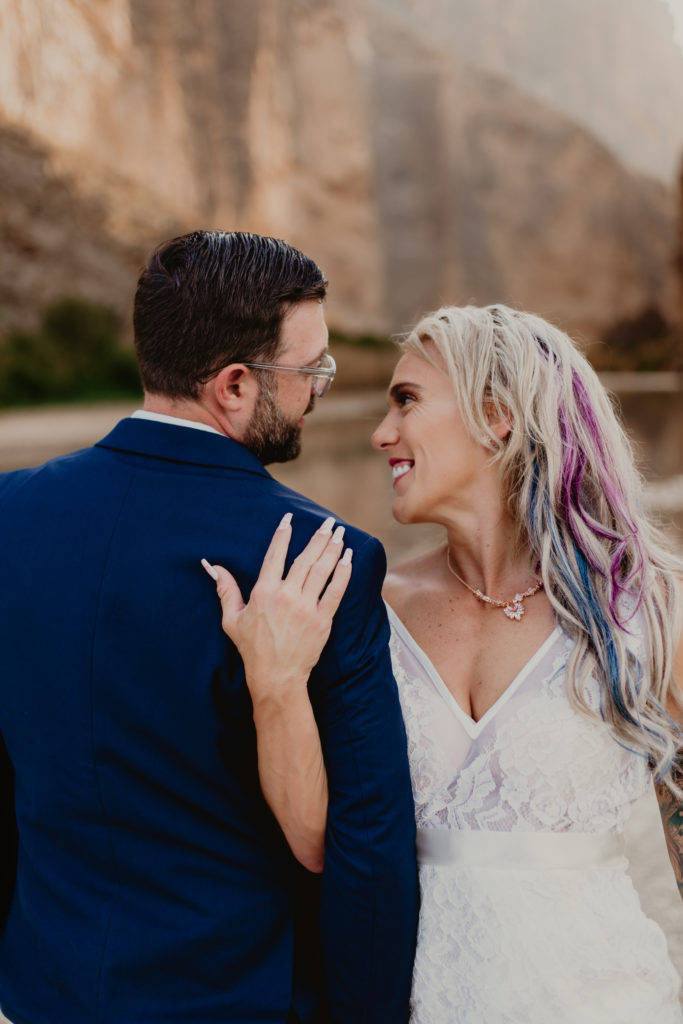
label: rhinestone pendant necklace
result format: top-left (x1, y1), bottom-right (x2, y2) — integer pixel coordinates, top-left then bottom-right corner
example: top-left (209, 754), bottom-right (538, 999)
top-left (445, 548), bottom-right (543, 622)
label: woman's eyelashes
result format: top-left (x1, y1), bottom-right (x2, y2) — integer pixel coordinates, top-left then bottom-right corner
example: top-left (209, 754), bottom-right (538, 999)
top-left (394, 388), bottom-right (418, 409)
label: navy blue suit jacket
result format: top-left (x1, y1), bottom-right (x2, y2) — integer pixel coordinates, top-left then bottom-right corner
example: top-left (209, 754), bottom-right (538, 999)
top-left (0, 418), bottom-right (418, 1024)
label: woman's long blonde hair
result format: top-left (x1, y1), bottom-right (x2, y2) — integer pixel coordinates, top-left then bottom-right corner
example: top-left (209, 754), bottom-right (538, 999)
top-left (401, 304), bottom-right (682, 787)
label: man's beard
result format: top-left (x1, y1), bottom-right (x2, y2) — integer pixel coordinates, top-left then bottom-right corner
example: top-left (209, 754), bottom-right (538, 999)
top-left (242, 375), bottom-right (314, 465)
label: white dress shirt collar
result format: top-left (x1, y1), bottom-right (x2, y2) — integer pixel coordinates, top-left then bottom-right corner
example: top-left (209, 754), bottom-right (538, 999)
top-left (131, 410), bottom-right (223, 436)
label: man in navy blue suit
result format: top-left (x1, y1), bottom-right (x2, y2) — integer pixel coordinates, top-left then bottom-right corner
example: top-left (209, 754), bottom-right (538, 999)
top-left (0, 231), bottom-right (418, 1023)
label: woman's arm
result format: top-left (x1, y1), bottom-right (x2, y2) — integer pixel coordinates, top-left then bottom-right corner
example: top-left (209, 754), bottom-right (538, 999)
top-left (654, 579), bottom-right (683, 899)
top-left (202, 513), bottom-right (352, 873)
top-left (655, 768), bottom-right (683, 900)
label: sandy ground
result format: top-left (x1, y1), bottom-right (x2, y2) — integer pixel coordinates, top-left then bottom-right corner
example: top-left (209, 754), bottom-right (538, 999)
top-left (0, 397), bottom-right (681, 1016)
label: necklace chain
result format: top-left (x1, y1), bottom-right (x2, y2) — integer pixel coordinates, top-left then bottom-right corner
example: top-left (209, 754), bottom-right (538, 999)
top-left (445, 548), bottom-right (543, 622)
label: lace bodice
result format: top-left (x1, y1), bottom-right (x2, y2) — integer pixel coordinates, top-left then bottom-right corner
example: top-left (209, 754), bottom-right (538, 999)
top-left (387, 606), bottom-right (652, 834)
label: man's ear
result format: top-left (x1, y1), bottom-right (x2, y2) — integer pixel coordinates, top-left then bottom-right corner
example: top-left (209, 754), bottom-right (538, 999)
top-left (210, 364), bottom-right (257, 412)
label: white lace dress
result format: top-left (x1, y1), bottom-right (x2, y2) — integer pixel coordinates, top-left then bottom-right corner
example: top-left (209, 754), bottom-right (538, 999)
top-left (386, 605), bottom-right (683, 1024)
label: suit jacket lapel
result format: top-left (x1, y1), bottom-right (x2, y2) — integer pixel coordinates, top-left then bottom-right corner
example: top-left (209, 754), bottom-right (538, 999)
top-left (95, 417), bottom-right (272, 478)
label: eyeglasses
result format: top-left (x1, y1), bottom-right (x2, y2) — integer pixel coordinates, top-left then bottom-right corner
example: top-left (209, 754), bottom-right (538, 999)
top-left (242, 352), bottom-right (336, 397)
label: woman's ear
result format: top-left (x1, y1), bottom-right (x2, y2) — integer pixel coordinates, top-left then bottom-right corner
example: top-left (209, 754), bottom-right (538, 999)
top-left (484, 402), bottom-right (513, 441)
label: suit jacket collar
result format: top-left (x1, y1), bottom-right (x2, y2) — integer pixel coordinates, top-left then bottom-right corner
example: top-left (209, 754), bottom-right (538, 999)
top-left (95, 417), bottom-right (272, 478)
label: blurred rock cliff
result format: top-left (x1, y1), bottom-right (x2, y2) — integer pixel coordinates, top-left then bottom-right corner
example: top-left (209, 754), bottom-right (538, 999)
top-left (1, 0), bottom-right (681, 349)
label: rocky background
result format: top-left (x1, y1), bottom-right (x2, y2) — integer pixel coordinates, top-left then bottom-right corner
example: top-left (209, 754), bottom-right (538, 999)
top-left (1, 0), bottom-right (682, 357)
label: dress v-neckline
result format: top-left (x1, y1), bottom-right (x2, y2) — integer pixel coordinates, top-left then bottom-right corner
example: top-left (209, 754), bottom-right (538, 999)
top-left (385, 601), bottom-right (563, 738)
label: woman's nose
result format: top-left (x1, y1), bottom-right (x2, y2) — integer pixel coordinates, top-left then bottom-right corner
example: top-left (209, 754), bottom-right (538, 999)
top-left (371, 413), bottom-right (398, 451)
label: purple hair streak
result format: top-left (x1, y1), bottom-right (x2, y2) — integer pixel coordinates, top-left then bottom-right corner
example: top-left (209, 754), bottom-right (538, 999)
top-left (557, 371), bottom-right (645, 627)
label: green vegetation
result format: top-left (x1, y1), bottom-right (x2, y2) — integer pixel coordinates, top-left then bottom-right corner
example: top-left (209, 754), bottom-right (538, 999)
top-left (0, 298), bottom-right (141, 406)
top-left (328, 330), bottom-right (393, 350)
top-left (597, 305), bottom-right (682, 373)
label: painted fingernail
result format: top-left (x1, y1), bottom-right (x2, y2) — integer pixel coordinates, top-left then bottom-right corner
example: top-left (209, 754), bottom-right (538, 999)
top-left (341, 548), bottom-right (353, 564)
top-left (319, 516), bottom-right (335, 535)
top-left (201, 558), bottom-right (219, 581)
top-left (332, 525), bottom-right (345, 544)
top-left (277, 512), bottom-right (293, 530)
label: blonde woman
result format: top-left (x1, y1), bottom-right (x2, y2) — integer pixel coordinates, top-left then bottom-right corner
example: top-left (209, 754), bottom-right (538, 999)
top-left (206, 305), bottom-right (683, 1022)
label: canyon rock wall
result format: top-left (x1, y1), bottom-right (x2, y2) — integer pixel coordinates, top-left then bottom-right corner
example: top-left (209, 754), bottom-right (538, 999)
top-left (678, 158), bottom-right (683, 328)
top-left (0, 0), bottom-right (677, 349)
top-left (373, 0), bottom-right (683, 184)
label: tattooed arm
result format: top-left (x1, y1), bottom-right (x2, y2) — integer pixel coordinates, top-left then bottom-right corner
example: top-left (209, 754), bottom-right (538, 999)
top-left (655, 767), bottom-right (683, 900)
top-left (655, 582), bottom-right (683, 899)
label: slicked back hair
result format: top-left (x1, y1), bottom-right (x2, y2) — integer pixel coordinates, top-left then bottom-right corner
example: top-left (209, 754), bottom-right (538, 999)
top-left (133, 230), bottom-right (327, 399)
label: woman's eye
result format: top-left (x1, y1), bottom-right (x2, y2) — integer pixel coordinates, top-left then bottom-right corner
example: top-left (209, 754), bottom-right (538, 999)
top-left (395, 390), bottom-right (416, 407)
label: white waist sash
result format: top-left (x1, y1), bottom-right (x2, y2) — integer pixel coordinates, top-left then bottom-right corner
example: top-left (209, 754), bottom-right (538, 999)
top-left (416, 828), bottom-right (626, 870)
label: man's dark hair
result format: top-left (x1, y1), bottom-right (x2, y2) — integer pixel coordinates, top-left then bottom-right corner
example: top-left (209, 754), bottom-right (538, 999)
top-left (133, 230), bottom-right (327, 399)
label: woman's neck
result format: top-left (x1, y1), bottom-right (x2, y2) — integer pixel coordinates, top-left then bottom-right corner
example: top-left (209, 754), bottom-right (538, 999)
top-left (443, 510), bottom-right (534, 598)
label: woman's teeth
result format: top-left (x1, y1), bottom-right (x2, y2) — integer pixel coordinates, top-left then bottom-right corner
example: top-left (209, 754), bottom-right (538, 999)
top-left (392, 461), bottom-right (413, 481)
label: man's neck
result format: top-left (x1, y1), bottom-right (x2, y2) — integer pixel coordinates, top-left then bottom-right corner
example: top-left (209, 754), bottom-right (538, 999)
top-left (143, 393), bottom-right (230, 437)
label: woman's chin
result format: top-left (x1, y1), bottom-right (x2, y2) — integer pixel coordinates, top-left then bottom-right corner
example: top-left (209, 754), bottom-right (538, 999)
top-left (391, 498), bottom-right (423, 526)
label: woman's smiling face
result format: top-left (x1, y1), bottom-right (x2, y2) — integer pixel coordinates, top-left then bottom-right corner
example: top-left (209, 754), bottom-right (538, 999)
top-left (371, 349), bottom-right (497, 526)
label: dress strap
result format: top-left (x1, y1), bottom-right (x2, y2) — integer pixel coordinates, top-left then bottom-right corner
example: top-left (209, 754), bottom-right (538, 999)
top-left (416, 828), bottom-right (626, 870)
